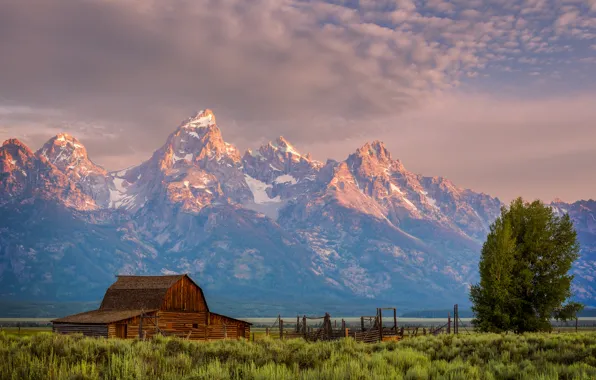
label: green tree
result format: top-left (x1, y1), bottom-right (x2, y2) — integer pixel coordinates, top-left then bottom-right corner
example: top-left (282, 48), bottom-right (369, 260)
top-left (553, 302), bottom-right (584, 331)
top-left (470, 198), bottom-right (581, 333)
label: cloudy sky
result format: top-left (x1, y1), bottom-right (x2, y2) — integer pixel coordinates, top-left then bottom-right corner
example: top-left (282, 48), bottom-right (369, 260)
top-left (1, 0), bottom-right (595, 202)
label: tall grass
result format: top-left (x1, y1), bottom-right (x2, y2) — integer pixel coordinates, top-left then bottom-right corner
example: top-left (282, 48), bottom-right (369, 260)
top-left (1, 332), bottom-right (595, 379)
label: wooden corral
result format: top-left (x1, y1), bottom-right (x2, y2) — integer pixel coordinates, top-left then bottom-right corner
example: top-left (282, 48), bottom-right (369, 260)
top-left (276, 308), bottom-right (402, 343)
top-left (52, 274), bottom-right (251, 341)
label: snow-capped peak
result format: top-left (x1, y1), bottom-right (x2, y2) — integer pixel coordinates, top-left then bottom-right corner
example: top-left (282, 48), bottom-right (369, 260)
top-left (36, 134), bottom-right (108, 182)
top-left (180, 109), bottom-right (217, 129)
top-left (48, 133), bottom-right (85, 150)
top-left (38, 133), bottom-right (88, 163)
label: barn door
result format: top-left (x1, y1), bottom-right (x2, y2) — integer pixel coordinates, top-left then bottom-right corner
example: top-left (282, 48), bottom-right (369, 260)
top-left (238, 325), bottom-right (245, 340)
top-left (116, 324), bottom-right (127, 338)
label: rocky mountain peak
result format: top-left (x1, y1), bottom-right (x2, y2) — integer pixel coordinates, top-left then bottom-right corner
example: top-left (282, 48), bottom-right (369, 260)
top-left (355, 140), bottom-right (392, 162)
top-left (1, 138), bottom-right (34, 164)
top-left (40, 133), bottom-right (84, 155)
top-left (266, 136), bottom-right (304, 159)
top-left (347, 141), bottom-right (396, 181)
top-left (158, 110), bottom-right (243, 170)
top-left (180, 109), bottom-right (217, 129)
top-left (2, 138), bottom-right (31, 150)
top-left (37, 134), bottom-right (106, 175)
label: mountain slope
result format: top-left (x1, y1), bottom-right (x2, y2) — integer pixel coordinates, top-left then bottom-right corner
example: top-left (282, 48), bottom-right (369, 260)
top-left (1, 110), bottom-right (594, 313)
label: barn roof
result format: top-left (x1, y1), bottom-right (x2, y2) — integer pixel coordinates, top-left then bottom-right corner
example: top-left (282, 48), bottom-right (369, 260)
top-left (51, 309), bottom-right (157, 324)
top-left (211, 312), bottom-right (253, 326)
top-left (99, 274), bottom-right (208, 311)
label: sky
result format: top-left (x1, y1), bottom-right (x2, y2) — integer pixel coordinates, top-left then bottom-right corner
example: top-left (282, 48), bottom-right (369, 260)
top-left (1, 0), bottom-right (595, 203)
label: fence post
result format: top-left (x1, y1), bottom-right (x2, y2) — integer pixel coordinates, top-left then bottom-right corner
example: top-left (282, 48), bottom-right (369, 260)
top-left (393, 309), bottom-right (397, 331)
top-left (378, 309), bottom-right (383, 341)
top-left (280, 319), bottom-right (284, 340)
top-left (266, 327), bottom-right (269, 336)
top-left (345, 328), bottom-right (349, 338)
top-left (302, 316), bottom-right (306, 335)
top-left (361, 316), bottom-right (365, 332)
top-left (448, 312), bottom-right (451, 334)
top-left (454, 304), bottom-right (459, 335)
top-left (341, 319), bottom-right (346, 332)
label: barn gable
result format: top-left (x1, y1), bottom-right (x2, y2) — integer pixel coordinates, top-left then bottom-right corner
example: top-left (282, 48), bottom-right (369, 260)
top-left (161, 274), bottom-right (209, 312)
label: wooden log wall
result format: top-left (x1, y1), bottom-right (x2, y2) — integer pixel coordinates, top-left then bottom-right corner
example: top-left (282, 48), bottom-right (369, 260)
top-left (99, 311), bottom-right (250, 341)
top-left (208, 324), bottom-right (237, 340)
top-left (127, 311), bottom-right (209, 339)
top-left (122, 312), bottom-right (162, 339)
top-left (108, 324), bottom-right (116, 338)
top-left (53, 323), bottom-right (108, 338)
top-left (208, 313), bottom-right (249, 340)
top-left (114, 311), bottom-right (249, 341)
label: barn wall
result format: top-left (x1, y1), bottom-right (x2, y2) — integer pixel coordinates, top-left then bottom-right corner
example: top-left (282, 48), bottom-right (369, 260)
top-left (161, 276), bottom-right (208, 312)
top-left (154, 311), bottom-right (209, 340)
top-left (121, 311), bottom-right (249, 341)
top-left (53, 323), bottom-right (108, 338)
top-left (108, 324), bottom-right (116, 338)
top-left (117, 312), bottom-right (160, 339)
top-left (208, 324), bottom-right (237, 340)
top-left (84, 311), bottom-right (250, 341)
top-left (209, 313), bottom-right (250, 340)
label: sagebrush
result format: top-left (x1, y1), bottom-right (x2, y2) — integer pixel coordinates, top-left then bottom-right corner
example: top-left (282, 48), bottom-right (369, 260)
top-left (2, 332), bottom-right (596, 379)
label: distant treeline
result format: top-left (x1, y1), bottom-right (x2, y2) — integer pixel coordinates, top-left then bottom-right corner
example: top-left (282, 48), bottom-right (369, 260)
top-left (1, 300), bottom-right (595, 319)
top-left (400, 309), bottom-right (475, 318)
top-left (400, 308), bottom-right (596, 318)
top-left (0, 301), bottom-right (99, 318)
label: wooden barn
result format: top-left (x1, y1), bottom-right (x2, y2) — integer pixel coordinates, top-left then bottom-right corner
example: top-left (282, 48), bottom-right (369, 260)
top-left (51, 274), bottom-right (251, 340)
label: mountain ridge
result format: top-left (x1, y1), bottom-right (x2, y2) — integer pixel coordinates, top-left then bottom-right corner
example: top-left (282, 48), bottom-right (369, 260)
top-left (1, 110), bottom-right (594, 313)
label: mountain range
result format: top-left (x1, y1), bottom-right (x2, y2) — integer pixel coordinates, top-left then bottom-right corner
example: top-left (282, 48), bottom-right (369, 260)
top-left (1, 110), bottom-right (594, 316)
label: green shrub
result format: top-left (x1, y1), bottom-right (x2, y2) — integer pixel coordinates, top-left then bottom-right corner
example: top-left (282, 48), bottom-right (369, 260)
top-left (1, 331), bottom-right (595, 379)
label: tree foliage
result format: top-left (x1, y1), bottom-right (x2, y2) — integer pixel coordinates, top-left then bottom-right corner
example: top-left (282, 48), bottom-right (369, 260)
top-left (553, 302), bottom-right (584, 322)
top-left (470, 198), bottom-right (581, 333)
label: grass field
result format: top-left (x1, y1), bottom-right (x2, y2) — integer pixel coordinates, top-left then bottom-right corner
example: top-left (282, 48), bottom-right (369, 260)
top-left (2, 331), bottom-right (596, 379)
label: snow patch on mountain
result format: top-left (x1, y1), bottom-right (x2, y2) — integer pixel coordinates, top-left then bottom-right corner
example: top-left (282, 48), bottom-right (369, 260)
top-left (390, 183), bottom-right (403, 194)
top-left (172, 153), bottom-right (193, 164)
top-left (274, 174), bottom-right (297, 185)
top-left (403, 197), bottom-right (418, 210)
top-left (108, 177), bottom-right (128, 208)
top-left (244, 174), bottom-right (281, 204)
top-left (426, 196), bottom-right (439, 209)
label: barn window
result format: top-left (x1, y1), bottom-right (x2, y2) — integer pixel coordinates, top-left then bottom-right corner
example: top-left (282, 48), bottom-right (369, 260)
top-left (193, 323), bottom-right (198, 329)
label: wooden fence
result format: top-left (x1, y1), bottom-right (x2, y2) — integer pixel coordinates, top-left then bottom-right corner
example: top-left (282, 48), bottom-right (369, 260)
top-left (274, 305), bottom-right (465, 344)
